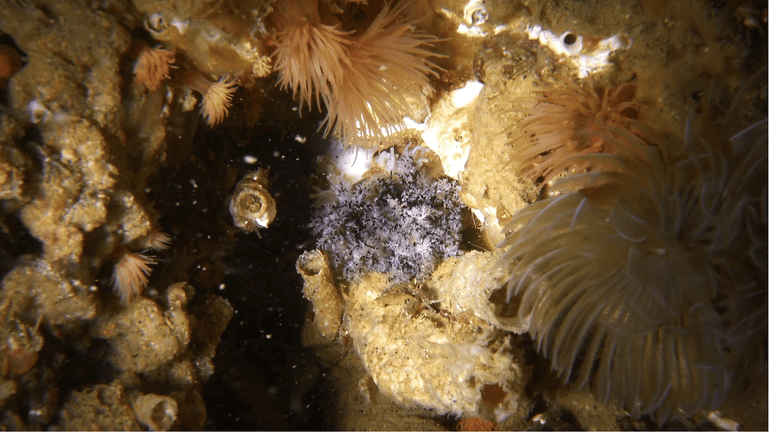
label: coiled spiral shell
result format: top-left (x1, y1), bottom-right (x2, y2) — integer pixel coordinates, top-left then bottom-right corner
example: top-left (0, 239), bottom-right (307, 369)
top-left (228, 170), bottom-right (276, 231)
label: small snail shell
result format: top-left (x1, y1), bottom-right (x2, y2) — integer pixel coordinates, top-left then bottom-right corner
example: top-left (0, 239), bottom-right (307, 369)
top-left (228, 170), bottom-right (276, 231)
top-left (144, 13), bottom-right (189, 40)
top-left (144, 13), bottom-right (169, 37)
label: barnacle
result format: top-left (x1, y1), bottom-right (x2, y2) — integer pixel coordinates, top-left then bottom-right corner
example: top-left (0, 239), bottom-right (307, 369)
top-left (511, 80), bottom-right (646, 189)
top-left (497, 116), bottom-right (767, 420)
top-left (133, 46), bottom-right (176, 91)
top-left (112, 249), bottom-right (156, 305)
top-left (228, 169), bottom-right (277, 232)
top-left (271, 0), bottom-right (442, 143)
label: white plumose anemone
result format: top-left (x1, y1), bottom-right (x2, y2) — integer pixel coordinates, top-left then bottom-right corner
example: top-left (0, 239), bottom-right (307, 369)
top-left (498, 118), bottom-right (767, 421)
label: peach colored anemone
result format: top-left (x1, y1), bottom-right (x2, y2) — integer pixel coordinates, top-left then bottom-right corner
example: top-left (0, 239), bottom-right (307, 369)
top-left (272, 0), bottom-right (352, 115)
top-left (145, 230), bottom-right (171, 251)
top-left (322, 1), bottom-right (441, 141)
top-left (200, 75), bottom-right (237, 126)
top-left (512, 81), bottom-right (645, 188)
top-left (133, 46), bottom-right (176, 91)
top-left (271, 0), bottom-right (441, 143)
top-left (179, 70), bottom-right (238, 126)
top-left (112, 250), bottom-right (155, 305)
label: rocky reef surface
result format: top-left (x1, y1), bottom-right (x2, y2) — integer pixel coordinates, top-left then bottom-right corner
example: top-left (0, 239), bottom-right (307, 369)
top-left (0, 0), bottom-right (766, 430)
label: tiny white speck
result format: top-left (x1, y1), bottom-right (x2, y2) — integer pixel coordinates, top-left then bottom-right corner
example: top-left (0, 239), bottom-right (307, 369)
top-left (295, 135), bottom-right (306, 143)
top-left (244, 155), bottom-right (258, 164)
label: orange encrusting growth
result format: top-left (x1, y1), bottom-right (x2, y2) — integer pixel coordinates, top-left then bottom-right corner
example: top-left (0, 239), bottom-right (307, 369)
top-left (456, 417), bottom-right (496, 431)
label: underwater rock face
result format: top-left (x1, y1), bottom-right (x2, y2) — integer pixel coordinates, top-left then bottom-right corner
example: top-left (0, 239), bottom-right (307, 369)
top-left (57, 382), bottom-right (141, 431)
top-left (297, 252), bottom-right (528, 423)
top-left (344, 273), bottom-right (526, 422)
top-left (0, 0), bottom-right (765, 430)
top-left (92, 290), bottom-right (191, 374)
top-left (0, 0), bottom-right (244, 428)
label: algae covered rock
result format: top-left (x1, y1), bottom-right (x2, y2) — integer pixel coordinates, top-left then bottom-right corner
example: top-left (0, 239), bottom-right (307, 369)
top-left (58, 382), bottom-right (141, 431)
top-left (92, 293), bottom-right (191, 374)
